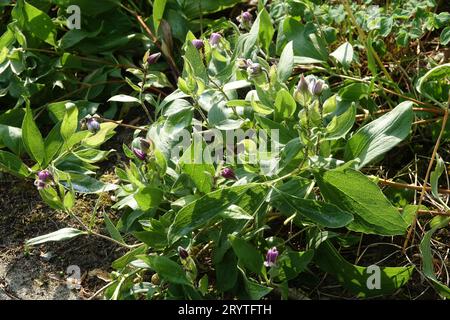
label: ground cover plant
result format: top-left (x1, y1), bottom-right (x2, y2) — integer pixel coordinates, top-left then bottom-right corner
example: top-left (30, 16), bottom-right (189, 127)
top-left (0, 0), bottom-right (449, 300)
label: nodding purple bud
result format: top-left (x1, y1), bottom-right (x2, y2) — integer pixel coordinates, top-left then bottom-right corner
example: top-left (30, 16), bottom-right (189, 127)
top-left (37, 170), bottom-right (52, 182)
top-left (247, 62), bottom-right (262, 77)
top-left (191, 39), bottom-right (204, 50)
top-left (139, 138), bottom-right (152, 154)
top-left (132, 148), bottom-right (146, 161)
top-left (178, 246), bottom-right (189, 260)
top-left (209, 33), bottom-right (222, 46)
top-left (86, 118), bottom-right (100, 134)
top-left (310, 79), bottom-right (326, 96)
top-left (242, 11), bottom-right (253, 22)
top-left (34, 179), bottom-right (47, 190)
top-left (236, 58), bottom-right (249, 69)
top-left (264, 247), bottom-right (279, 267)
top-left (221, 168), bottom-right (236, 180)
top-left (147, 52), bottom-right (161, 65)
top-left (297, 74), bottom-right (309, 94)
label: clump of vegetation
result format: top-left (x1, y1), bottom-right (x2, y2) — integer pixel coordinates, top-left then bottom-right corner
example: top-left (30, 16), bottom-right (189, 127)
top-left (0, 0), bottom-right (449, 300)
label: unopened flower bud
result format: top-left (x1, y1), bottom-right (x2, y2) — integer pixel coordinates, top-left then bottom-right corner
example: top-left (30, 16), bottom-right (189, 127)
top-left (209, 33), bottom-right (222, 46)
top-left (297, 74), bottom-right (309, 95)
top-left (37, 170), bottom-right (52, 182)
top-left (147, 52), bottom-right (161, 65)
top-left (242, 11), bottom-right (252, 22)
top-left (191, 39), bottom-right (204, 50)
top-left (264, 247), bottom-right (279, 267)
top-left (310, 79), bottom-right (326, 96)
top-left (86, 118), bottom-right (100, 134)
top-left (133, 148), bottom-right (146, 161)
top-left (139, 138), bottom-right (153, 154)
top-left (151, 273), bottom-right (160, 285)
top-left (34, 179), bottom-right (47, 190)
top-left (221, 168), bottom-right (236, 180)
top-left (178, 246), bottom-right (189, 260)
top-left (247, 62), bottom-right (262, 78)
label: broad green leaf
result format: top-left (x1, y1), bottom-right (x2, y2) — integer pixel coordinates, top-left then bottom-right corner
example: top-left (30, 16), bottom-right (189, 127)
top-left (274, 88), bottom-right (296, 121)
top-left (339, 83), bottom-right (370, 100)
top-left (344, 101), bottom-right (413, 169)
top-left (137, 255), bottom-right (191, 286)
top-left (168, 184), bottom-right (266, 244)
top-left (330, 41), bottom-right (354, 68)
top-left (420, 217), bottom-right (450, 298)
top-left (315, 168), bottom-right (408, 235)
top-left (0, 150), bottom-right (30, 177)
top-left (277, 41), bottom-right (294, 82)
top-left (61, 173), bottom-right (118, 194)
top-left (215, 248), bottom-right (238, 292)
top-left (44, 122), bottom-right (63, 166)
top-left (60, 103), bottom-right (78, 142)
top-left (179, 143), bottom-right (215, 194)
top-left (441, 26), bottom-right (450, 46)
top-left (153, 0), bottom-right (167, 31)
top-left (315, 241), bottom-right (414, 297)
top-left (26, 228), bottom-right (86, 246)
top-left (22, 1), bottom-right (57, 46)
top-left (0, 124), bottom-right (24, 155)
top-left (416, 63), bottom-right (450, 104)
top-left (134, 187), bottom-right (163, 211)
top-left (229, 235), bottom-right (264, 275)
top-left (255, 8), bottom-right (274, 54)
top-left (274, 190), bottom-right (354, 228)
top-left (22, 105), bottom-right (45, 165)
top-left (112, 245), bottom-right (147, 270)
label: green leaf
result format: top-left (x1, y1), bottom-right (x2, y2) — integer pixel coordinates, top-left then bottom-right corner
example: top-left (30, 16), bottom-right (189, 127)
top-left (22, 105), bottom-right (45, 165)
top-left (420, 217), bottom-right (450, 298)
top-left (112, 245), bottom-right (147, 270)
top-left (339, 83), bottom-right (370, 100)
top-left (330, 41), bottom-right (354, 69)
top-left (315, 168), bottom-right (408, 236)
top-left (168, 184), bottom-right (266, 244)
top-left (416, 63), bottom-right (450, 104)
top-left (274, 88), bottom-right (296, 121)
top-left (315, 241), bottom-right (414, 297)
top-left (215, 248), bottom-right (238, 292)
top-left (60, 103), bottom-right (78, 143)
top-left (104, 213), bottom-right (125, 244)
top-left (430, 154), bottom-right (448, 209)
top-left (44, 122), bottom-right (63, 166)
top-left (108, 94), bottom-right (140, 103)
top-left (255, 8), bottom-right (274, 54)
top-left (274, 190), bottom-right (354, 228)
top-left (22, 0), bottom-right (56, 46)
top-left (179, 143), bottom-right (215, 194)
top-left (26, 228), bottom-right (86, 246)
top-left (137, 255), bottom-right (191, 286)
top-left (61, 173), bottom-right (118, 194)
top-left (0, 150), bottom-right (30, 177)
top-left (277, 41), bottom-right (294, 82)
top-left (440, 26), bottom-right (450, 46)
top-left (344, 101), bottom-right (413, 169)
top-left (229, 235), bottom-right (264, 275)
top-left (134, 187), bottom-right (163, 211)
top-left (153, 0), bottom-right (167, 31)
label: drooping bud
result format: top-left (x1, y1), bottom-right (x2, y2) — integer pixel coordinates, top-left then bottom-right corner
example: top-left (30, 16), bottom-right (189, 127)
top-left (209, 33), bottom-right (222, 47)
top-left (86, 117), bottom-right (100, 134)
top-left (178, 246), bottom-right (189, 260)
top-left (246, 62), bottom-right (262, 78)
top-left (264, 247), bottom-right (279, 267)
top-left (139, 138), bottom-right (153, 154)
top-left (147, 52), bottom-right (161, 65)
top-left (236, 58), bottom-right (249, 70)
top-left (133, 148), bottom-right (146, 161)
top-left (34, 179), bottom-right (47, 190)
top-left (37, 170), bottom-right (52, 182)
top-left (297, 74), bottom-right (309, 95)
top-left (237, 11), bottom-right (253, 29)
top-left (221, 168), bottom-right (237, 180)
top-left (242, 11), bottom-right (252, 22)
top-left (191, 39), bottom-right (204, 50)
top-left (310, 79), bottom-right (326, 96)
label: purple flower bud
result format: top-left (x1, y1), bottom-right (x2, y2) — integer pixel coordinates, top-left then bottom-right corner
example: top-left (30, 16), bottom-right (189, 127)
top-left (37, 170), bottom-right (52, 182)
top-left (221, 168), bottom-right (236, 180)
top-left (178, 246), bottom-right (189, 260)
top-left (264, 247), bottom-right (279, 267)
top-left (236, 58), bottom-right (249, 69)
top-left (242, 11), bottom-right (253, 22)
top-left (34, 179), bottom-right (47, 190)
top-left (191, 39), bottom-right (204, 50)
top-left (139, 138), bottom-right (153, 153)
top-left (247, 62), bottom-right (262, 77)
top-left (310, 79), bottom-right (326, 96)
top-left (297, 74), bottom-right (309, 94)
top-left (147, 52), bottom-right (161, 65)
top-left (86, 118), bottom-right (100, 134)
top-left (209, 33), bottom-right (222, 46)
top-left (133, 148), bottom-right (146, 161)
